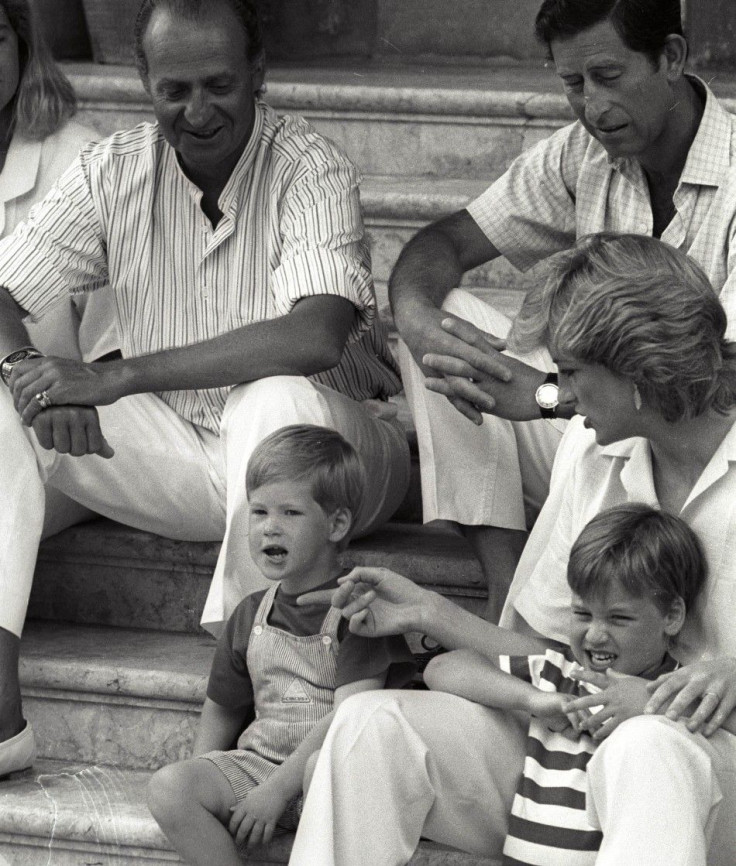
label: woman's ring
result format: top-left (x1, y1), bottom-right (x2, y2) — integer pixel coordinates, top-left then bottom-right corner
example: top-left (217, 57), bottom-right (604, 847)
top-left (35, 391), bottom-right (52, 410)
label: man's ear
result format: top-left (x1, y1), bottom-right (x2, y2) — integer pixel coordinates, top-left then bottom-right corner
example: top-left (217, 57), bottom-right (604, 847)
top-left (664, 595), bottom-right (687, 637)
top-left (328, 507), bottom-right (352, 545)
top-left (661, 34), bottom-right (688, 81)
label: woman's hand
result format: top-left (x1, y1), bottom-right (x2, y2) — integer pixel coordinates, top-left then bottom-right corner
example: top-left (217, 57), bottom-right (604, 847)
top-left (10, 356), bottom-right (124, 424)
top-left (645, 658), bottom-right (736, 737)
top-left (422, 317), bottom-right (547, 424)
top-left (228, 781), bottom-right (290, 849)
top-left (565, 669), bottom-right (651, 742)
top-left (297, 567), bottom-right (431, 637)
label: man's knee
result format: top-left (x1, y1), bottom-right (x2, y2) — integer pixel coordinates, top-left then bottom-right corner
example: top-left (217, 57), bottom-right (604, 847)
top-left (442, 288), bottom-right (512, 339)
top-left (222, 376), bottom-right (323, 434)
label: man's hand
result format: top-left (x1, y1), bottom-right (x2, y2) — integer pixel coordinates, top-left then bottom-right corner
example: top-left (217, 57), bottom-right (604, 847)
top-left (228, 781), bottom-right (291, 849)
top-left (645, 658), bottom-right (736, 737)
top-left (397, 302), bottom-right (513, 424)
top-left (31, 405), bottom-right (114, 458)
top-left (565, 669), bottom-right (650, 742)
top-left (423, 317), bottom-right (550, 422)
top-left (297, 567), bottom-right (430, 637)
top-left (10, 356), bottom-right (124, 424)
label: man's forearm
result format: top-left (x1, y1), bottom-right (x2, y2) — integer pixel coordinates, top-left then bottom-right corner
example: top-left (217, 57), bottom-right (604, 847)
top-left (388, 209), bottom-right (500, 331)
top-left (107, 295), bottom-right (355, 399)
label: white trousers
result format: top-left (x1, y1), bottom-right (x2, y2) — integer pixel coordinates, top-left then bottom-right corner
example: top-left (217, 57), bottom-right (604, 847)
top-left (0, 376), bottom-right (410, 637)
top-left (289, 691), bottom-right (736, 866)
top-left (399, 289), bottom-right (565, 531)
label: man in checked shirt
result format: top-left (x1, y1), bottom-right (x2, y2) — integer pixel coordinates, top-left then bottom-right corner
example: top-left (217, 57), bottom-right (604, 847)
top-left (0, 0), bottom-right (409, 775)
top-left (389, 0), bottom-right (736, 620)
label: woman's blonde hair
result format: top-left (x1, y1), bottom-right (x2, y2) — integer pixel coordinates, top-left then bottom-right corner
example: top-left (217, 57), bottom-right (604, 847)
top-left (3, 0), bottom-right (77, 140)
top-left (510, 233), bottom-right (736, 423)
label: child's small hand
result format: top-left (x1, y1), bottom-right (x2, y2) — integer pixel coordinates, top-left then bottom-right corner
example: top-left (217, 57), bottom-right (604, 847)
top-left (228, 782), bottom-right (291, 849)
top-left (527, 690), bottom-right (581, 737)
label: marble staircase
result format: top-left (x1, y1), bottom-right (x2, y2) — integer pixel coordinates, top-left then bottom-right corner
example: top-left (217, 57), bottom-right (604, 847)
top-left (0, 61), bottom-right (592, 864)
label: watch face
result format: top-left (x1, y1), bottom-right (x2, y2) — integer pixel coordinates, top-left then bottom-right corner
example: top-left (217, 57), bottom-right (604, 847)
top-left (536, 382), bottom-right (559, 410)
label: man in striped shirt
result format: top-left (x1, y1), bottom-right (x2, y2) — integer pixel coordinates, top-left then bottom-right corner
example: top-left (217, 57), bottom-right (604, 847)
top-left (389, 0), bottom-right (736, 619)
top-left (0, 0), bottom-right (409, 770)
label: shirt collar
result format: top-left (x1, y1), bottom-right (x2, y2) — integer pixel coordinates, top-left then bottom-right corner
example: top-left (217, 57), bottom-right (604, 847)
top-left (171, 98), bottom-right (265, 212)
top-left (678, 75), bottom-right (733, 187)
top-left (600, 419), bottom-right (736, 508)
top-left (607, 75), bottom-right (732, 187)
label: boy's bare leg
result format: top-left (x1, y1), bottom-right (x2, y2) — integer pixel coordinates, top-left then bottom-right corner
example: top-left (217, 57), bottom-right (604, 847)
top-left (462, 525), bottom-right (527, 623)
top-left (148, 758), bottom-right (242, 866)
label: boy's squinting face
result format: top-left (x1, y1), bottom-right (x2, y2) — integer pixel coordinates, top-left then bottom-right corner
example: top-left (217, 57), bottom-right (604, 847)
top-left (569, 580), bottom-right (682, 677)
top-left (248, 479), bottom-right (348, 594)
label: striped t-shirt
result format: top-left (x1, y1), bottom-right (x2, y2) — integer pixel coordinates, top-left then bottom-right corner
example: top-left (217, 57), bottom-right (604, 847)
top-left (499, 648), bottom-right (678, 866)
top-left (0, 100), bottom-right (401, 432)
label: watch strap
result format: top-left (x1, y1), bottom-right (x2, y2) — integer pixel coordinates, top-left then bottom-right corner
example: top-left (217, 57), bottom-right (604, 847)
top-left (0, 346), bottom-right (43, 386)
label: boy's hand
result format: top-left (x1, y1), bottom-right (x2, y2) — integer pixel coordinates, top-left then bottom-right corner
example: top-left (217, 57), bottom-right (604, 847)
top-left (566, 669), bottom-right (650, 741)
top-left (527, 690), bottom-right (582, 738)
top-left (228, 781), bottom-right (290, 848)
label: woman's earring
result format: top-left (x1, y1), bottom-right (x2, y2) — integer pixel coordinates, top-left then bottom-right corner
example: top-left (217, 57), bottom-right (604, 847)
top-left (633, 384), bottom-right (642, 411)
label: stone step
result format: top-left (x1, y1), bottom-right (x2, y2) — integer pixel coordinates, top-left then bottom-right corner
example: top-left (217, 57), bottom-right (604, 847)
top-left (20, 623), bottom-right (209, 769)
top-left (30, 519), bottom-right (484, 634)
top-left (0, 759), bottom-right (500, 865)
top-left (64, 62), bottom-right (572, 180)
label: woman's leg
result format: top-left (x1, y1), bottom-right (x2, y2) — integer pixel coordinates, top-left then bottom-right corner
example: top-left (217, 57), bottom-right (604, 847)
top-left (289, 689), bottom-right (527, 866)
top-left (587, 716), bottom-right (736, 866)
top-left (148, 759), bottom-right (241, 866)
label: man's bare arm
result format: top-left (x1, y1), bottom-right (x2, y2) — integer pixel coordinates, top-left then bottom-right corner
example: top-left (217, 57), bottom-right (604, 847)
top-left (12, 295), bottom-right (357, 419)
top-left (388, 209), bottom-right (501, 367)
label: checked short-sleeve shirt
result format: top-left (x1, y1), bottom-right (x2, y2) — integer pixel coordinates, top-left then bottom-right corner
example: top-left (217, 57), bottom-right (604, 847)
top-left (467, 77), bottom-right (736, 340)
top-left (0, 101), bottom-right (401, 432)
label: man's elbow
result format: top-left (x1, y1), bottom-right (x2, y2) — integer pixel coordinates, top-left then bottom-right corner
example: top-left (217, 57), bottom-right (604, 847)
top-left (307, 336), bottom-right (346, 373)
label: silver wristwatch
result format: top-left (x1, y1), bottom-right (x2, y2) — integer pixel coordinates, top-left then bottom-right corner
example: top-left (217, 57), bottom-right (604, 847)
top-left (0, 346), bottom-right (44, 386)
top-left (535, 372), bottom-right (559, 419)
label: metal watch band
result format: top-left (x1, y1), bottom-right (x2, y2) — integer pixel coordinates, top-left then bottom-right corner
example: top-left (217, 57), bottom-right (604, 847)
top-left (0, 347), bottom-right (44, 386)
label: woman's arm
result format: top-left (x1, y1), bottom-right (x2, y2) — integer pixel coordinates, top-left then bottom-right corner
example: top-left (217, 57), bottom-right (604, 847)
top-left (425, 649), bottom-right (573, 720)
top-left (192, 697), bottom-right (247, 756)
top-left (298, 568), bottom-right (552, 658)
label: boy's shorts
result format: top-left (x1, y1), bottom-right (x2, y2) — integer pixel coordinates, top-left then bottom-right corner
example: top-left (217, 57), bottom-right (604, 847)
top-left (199, 749), bottom-right (303, 829)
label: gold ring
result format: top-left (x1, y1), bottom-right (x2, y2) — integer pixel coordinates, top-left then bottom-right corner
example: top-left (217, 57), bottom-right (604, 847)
top-left (35, 391), bottom-right (52, 409)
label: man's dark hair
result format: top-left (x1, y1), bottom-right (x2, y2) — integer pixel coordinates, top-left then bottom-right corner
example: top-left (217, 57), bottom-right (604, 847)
top-left (134, 0), bottom-right (264, 82)
top-left (535, 0), bottom-right (684, 62)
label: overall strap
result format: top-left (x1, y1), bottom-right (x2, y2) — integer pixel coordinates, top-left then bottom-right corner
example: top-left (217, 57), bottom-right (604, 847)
top-left (253, 583), bottom-right (279, 627)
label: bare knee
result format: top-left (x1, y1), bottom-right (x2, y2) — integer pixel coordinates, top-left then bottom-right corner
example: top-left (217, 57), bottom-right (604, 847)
top-left (147, 760), bottom-right (224, 831)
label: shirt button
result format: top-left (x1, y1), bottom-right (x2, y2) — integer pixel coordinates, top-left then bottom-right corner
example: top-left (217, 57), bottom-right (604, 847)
top-left (322, 636), bottom-right (332, 645)
top-left (254, 625), bottom-right (263, 635)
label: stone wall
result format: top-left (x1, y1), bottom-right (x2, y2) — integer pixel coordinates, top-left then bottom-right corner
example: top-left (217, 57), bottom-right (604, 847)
top-left (38, 0), bottom-right (736, 69)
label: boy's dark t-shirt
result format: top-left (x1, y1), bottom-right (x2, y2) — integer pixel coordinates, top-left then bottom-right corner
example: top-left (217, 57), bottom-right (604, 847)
top-left (207, 575), bottom-right (417, 715)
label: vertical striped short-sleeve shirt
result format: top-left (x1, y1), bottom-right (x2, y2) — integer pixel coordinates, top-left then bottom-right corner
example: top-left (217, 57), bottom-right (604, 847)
top-left (467, 77), bottom-right (736, 341)
top-left (0, 101), bottom-right (401, 432)
top-left (499, 648), bottom-right (678, 866)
